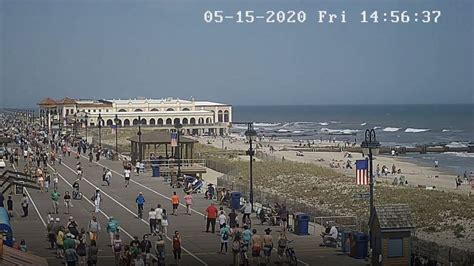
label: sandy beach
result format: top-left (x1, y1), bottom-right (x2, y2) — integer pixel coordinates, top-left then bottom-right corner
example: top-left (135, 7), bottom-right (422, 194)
top-left (197, 135), bottom-right (473, 195)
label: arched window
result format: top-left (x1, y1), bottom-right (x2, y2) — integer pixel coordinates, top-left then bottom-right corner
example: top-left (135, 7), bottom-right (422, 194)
top-left (140, 118), bottom-right (147, 125)
top-left (115, 119), bottom-right (122, 126)
top-left (190, 118), bottom-right (196, 124)
top-left (124, 119), bottom-right (130, 126)
top-left (173, 118), bottom-right (180, 125)
top-left (206, 118), bottom-right (211, 124)
top-left (165, 118), bottom-right (172, 125)
top-left (166, 108), bottom-right (174, 111)
top-left (182, 118), bottom-right (188, 124)
top-left (218, 110), bottom-right (223, 122)
top-left (106, 119), bottom-right (113, 126)
top-left (158, 118), bottom-right (164, 125)
top-left (149, 118), bottom-right (156, 125)
top-left (118, 109), bottom-right (127, 112)
top-left (150, 108), bottom-right (159, 111)
top-left (198, 118), bottom-right (204, 124)
top-left (134, 109), bottom-right (143, 112)
top-left (133, 119), bottom-right (139, 125)
top-left (224, 110), bottom-right (229, 122)
top-left (182, 108), bottom-right (190, 111)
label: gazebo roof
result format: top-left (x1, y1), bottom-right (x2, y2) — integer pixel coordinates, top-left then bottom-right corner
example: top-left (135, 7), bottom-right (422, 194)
top-left (38, 97), bottom-right (57, 105)
top-left (127, 130), bottom-right (197, 144)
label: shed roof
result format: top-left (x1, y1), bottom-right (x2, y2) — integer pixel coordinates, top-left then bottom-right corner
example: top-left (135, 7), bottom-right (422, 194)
top-left (372, 204), bottom-right (414, 230)
top-left (128, 130), bottom-right (197, 144)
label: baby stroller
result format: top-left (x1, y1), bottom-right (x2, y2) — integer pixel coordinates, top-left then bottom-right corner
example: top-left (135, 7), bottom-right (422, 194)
top-left (183, 175), bottom-right (203, 194)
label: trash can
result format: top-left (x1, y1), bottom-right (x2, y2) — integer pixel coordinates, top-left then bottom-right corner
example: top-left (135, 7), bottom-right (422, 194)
top-left (353, 232), bottom-right (368, 259)
top-left (230, 192), bottom-right (242, 210)
top-left (341, 230), bottom-right (352, 254)
top-left (151, 164), bottom-right (160, 177)
top-left (294, 212), bottom-right (309, 235)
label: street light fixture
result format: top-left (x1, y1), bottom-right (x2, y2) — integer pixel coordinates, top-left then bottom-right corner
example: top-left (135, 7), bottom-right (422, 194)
top-left (360, 128), bottom-right (380, 253)
top-left (245, 123), bottom-right (257, 211)
top-left (98, 113), bottom-right (103, 147)
top-left (137, 116), bottom-right (142, 162)
top-left (175, 123), bottom-right (183, 178)
top-left (84, 114), bottom-right (89, 143)
top-left (114, 114), bottom-right (119, 153)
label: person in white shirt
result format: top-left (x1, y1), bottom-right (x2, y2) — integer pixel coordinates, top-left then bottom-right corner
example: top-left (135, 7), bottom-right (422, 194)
top-left (135, 161), bottom-right (141, 176)
top-left (148, 208), bottom-right (157, 235)
top-left (155, 204), bottom-right (163, 233)
top-left (124, 169), bottom-right (131, 187)
top-left (323, 225), bottom-right (338, 245)
top-left (218, 211), bottom-right (227, 230)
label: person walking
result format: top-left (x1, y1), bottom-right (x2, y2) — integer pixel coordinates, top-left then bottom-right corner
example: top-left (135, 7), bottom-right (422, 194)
top-left (56, 226), bottom-right (65, 258)
top-left (51, 189), bottom-right (60, 214)
top-left (136, 192), bottom-right (145, 219)
top-left (262, 228), bottom-right (274, 264)
top-left (140, 234), bottom-right (152, 263)
top-left (231, 230), bottom-right (242, 266)
top-left (148, 208), bottom-right (157, 235)
top-left (171, 192), bottom-right (179, 216)
top-left (156, 204), bottom-right (163, 233)
top-left (135, 161), bottom-right (141, 176)
top-left (184, 192), bottom-right (192, 215)
top-left (241, 201), bottom-right (252, 226)
top-left (219, 223), bottom-right (230, 254)
top-left (112, 234), bottom-right (123, 264)
top-left (7, 196), bottom-right (13, 217)
top-left (161, 210), bottom-right (169, 236)
top-left (87, 215), bottom-right (101, 242)
top-left (65, 245), bottom-right (79, 266)
top-left (251, 229), bottom-right (262, 265)
top-left (205, 202), bottom-right (218, 233)
top-left (124, 168), bottom-right (131, 187)
top-left (92, 190), bottom-right (101, 213)
top-left (21, 194), bottom-right (29, 217)
top-left (86, 240), bottom-right (98, 266)
top-left (64, 191), bottom-right (72, 214)
top-left (107, 217), bottom-right (120, 246)
top-left (218, 211), bottom-right (228, 230)
top-left (104, 169), bottom-right (112, 186)
top-left (76, 230), bottom-right (88, 265)
top-left (229, 209), bottom-right (238, 229)
top-left (172, 231), bottom-right (181, 265)
top-left (52, 170), bottom-right (59, 190)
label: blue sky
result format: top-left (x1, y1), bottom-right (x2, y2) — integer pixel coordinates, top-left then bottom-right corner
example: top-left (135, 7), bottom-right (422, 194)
top-left (0, 0), bottom-right (472, 107)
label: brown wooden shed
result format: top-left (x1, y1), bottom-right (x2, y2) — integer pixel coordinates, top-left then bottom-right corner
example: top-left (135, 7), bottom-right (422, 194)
top-left (369, 204), bottom-right (415, 266)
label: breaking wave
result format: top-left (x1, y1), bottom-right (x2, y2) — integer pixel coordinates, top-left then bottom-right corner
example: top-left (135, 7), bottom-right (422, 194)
top-left (444, 152), bottom-right (474, 158)
top-left (254, 122), bottom-right (281, 127)
top-left (405, 128), bottom-right (430, 133)
top-left (383, 127), bottom-right (401, 132)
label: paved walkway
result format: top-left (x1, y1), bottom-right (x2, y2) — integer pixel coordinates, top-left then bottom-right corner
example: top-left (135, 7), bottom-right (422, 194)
top-left (7, 149), bottom-right (368, 265)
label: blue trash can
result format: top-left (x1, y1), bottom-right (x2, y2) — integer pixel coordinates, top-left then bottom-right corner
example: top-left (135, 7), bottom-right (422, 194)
top-left (353, 232), bottom-right (368, 259)
top-left (151, 164), bottom-right (160, 177)
top-left (294, 212), bottom-right (309, 235)
top-left (230, 192), bottom-right (242, 210)
top-left (341, 230), bottom-right (352, 253)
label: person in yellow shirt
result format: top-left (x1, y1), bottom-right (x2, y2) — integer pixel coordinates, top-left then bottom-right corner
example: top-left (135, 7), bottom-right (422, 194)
top-left (171, 192), bottom-right (179, 216)
top-left (56, 226), bottom-right (65, 258)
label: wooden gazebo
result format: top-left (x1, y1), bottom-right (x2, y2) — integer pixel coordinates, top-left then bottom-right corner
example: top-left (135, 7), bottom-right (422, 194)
top-left (127, 130), bottom-right (197, 163)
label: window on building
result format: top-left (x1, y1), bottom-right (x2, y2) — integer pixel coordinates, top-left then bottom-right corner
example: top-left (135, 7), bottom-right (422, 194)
top-left (93, 109), bottom-right (96, 113)
top-left (106, 109), bottom-right (109, 112)
top-left (387, 238), bottom-right (403, 258)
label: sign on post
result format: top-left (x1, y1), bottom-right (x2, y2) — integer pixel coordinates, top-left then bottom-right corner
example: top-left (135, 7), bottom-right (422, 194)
top-left (353, 192), bottom-right (370, 200)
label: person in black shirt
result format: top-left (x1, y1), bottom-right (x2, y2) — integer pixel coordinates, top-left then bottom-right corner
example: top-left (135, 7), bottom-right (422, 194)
top-left (7, 196), bottom-right (13, 217)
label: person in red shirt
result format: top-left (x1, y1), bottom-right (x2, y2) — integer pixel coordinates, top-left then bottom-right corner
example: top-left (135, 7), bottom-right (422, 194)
top-left (171, 192), bottom-right (180, 216)
top-left (205, 202), bottom-right (218, 233)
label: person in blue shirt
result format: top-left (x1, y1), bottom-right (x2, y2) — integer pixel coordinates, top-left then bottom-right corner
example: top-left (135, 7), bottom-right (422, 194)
top-left (136, 192), bottom-right (145, 219)
top-left (241, 225), bottom-right (253, 248)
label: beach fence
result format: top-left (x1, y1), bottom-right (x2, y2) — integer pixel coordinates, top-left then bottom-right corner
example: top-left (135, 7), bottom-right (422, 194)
top-left (412, 237), bottom-right (474, 265)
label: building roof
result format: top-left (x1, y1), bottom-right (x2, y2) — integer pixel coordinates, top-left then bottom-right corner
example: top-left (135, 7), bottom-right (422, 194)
top-left (38, 97), bottom-right (57, 105)
top-left (57, 97), bottom-right (77, 104)
top-left (128, 130), bottom-right (197, 144)
top-left (372, 204), bottom-right (414, 230)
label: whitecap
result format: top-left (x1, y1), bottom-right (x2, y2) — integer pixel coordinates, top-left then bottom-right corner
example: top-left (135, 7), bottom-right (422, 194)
top-left (276, 129), bottom-right (290, 133)
top-left (292, 130), bottom-right (304, 134)
top-left (294, 122), bottom-right (314, 125)
top-left (444, 152), bottom-right (474, 158)
top-left (254, 122), bottom-right (280, 127)
top-left (442, 129), bottom-right (451, 132)
top-left (330, 121), bottom-right (340, 124)
top-left (383, 127), bottom-right (401, 132)
top-left (373, 126), bottom-right (382, 130)
top-left (318, 122), bottom-right (329, 126)
top-left (360, 122), bottom-right (367, 126)
top-left (405, 128), bottom-right (430, 133)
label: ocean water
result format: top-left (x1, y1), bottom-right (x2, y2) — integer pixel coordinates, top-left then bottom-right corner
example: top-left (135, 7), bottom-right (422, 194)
top-left (232, 104), bottom-right (474, 175)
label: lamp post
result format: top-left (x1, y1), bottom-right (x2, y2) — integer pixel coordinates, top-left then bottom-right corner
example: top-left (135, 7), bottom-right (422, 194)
top-left (137, 116), bottom-right (142, 162)
top-left (98, 113), bottom-right (103, 147)
top-left (114, 114), bottom-right (119, 153)
top-left (85, 114), bottom-right (89, 143)
top-left (361, 129), bottom-right (380, 252)
top-left (245, 123), bottom-right (257, 211)
top-left (73, 113), bottom-right (77, 139)
top-left (175, 123), bottom-right (183, 178)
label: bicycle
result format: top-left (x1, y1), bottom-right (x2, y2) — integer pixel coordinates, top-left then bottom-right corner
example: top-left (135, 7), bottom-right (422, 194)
top-left (285, 240), bottom-right (298, 265)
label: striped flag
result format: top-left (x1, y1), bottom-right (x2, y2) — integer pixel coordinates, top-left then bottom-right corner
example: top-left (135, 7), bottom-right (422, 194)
top-left (171, 132), bottom-right (178, 147)
top-left (356, 159), bottom-right (369, 185)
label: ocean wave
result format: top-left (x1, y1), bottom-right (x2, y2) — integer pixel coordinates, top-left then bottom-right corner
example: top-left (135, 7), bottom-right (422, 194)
top-left (318, 122), bottom-right (329, 126)
top-left (320, 128), bottom-right (359, 135)
top-left (383, 127), bottom-right (401, 132)
top-left (373, 126), bottom-right (382, 130)
top-left (276, 129), bottom-right (290, 133)
top-left (254, 122), bottom-right (281, 127)
top-left (446, 142), bottom-right (468, 148)
top-left (442, 129), bottom-right (451, 132)
top-left (292, 130), bottom-right (304, 134)
top-left (360, 122), bottom-right (367, 126)
top-left (444, 152), bottom-right (474, 158)
top-left (330, 121), bottom-right (340, 124)
top-left (294, 122), bottom-right (314, 125)
top-left (405, 128), bottom-right (430, 133)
